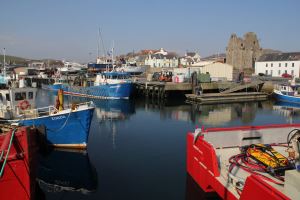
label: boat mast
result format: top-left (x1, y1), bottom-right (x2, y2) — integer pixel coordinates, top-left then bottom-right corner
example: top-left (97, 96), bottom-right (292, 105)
top-left (111, 40), bottom-right (114, 71)
top-left (3, 48), bottom-right (6, 76)
top-left (97, 28), bottom-right (100, 59)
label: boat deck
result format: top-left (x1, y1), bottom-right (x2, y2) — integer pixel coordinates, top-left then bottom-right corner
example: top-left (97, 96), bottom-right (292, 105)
top-left (187, 124), bottom-right (300, 199)
top-left (215, 146), bottom-right (287, 198)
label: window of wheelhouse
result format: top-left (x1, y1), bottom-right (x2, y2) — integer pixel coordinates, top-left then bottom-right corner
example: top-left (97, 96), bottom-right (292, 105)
top-left (28, 92), bottom-right (33, 99)
top-left (15, 92), bottom-right (26, 101)
top-left (6, 94), bottom-right (10, 101)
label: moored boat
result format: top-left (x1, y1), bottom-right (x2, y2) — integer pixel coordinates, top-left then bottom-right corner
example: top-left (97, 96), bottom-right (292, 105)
top-left (187, 124), bottom-right (300, 199)
top-left (116, 65), bottom-right (147, 75)
top-left (0, 126), bottom-right (39, 200)
top-left (62, 71), bottom-right (133, 99)
top-left (18, 101), bottom-right (95, 149)
top-left (0, 78), bottom-right (95, 149)
top-left (273, 84), bottom-right (300, 104)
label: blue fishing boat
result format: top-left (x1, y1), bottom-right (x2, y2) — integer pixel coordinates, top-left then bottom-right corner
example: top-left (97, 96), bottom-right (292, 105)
top-left (18, 102), bottom-right (94, 148)
top-left (273, 84), bottom-right (300, 104)
top-left (0, 78), bottom-right (95, 148)
top-left (62, 71), bottom-right (134, 99)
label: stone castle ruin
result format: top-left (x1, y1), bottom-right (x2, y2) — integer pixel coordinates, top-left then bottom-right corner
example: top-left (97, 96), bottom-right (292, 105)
top-left (226, 32), bottom-right (262, 70)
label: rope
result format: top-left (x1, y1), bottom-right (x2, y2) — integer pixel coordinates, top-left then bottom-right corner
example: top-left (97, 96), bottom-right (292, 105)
top-left (46, 110), bottom-right (72, 133)
top-left (0, 128), bottom-right (17, 177)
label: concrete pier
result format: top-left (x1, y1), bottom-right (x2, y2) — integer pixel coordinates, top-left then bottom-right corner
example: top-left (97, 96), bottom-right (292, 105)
top-left (186, 92), bottom-right (268, 104)
top-left (134, 81), bottom-right (192, 99)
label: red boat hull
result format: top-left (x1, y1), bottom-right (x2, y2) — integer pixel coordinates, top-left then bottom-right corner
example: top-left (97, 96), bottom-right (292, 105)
top-left (187, 124), bottom-right (294, 200)
top-left (0, 127), bottom-right (38, 200)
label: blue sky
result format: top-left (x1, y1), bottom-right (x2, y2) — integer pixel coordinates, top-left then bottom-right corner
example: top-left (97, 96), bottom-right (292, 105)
top-left (0, 0), bottom-right (299, 62)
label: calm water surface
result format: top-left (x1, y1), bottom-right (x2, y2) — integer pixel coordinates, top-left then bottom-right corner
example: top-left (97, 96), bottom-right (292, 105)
top-left (36, 90), bottom-right (300, 200)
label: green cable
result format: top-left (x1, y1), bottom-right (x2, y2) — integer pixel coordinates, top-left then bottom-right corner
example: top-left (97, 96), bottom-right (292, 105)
top-left (0, 129), bottom-right (17, 177)
top-left (0, 151), bottom-right (4, 162)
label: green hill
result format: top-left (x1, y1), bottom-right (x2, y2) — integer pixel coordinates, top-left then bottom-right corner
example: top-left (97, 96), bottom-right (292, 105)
top-left (0, 54), bottom-right (30, 65)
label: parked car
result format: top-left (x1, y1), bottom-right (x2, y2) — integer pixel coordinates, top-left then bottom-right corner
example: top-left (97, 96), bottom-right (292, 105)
top-left (152, 72), bottom-right (161, 81)
top-left (282, 73), bottom-right (292, 78)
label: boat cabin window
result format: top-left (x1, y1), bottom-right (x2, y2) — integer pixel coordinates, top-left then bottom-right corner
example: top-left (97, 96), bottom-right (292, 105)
top-left (15, 92), bottom-right (26, 101)
top-left (6, 94), bottom-right (10, 101)
top-left (28, 92), bottom-right (33, 99)
top-left (105, 74), bottom-right (129, 79)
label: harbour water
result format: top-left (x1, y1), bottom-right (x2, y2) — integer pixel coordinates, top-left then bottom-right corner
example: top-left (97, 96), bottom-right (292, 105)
top-left (36, 89), bottom-right (300, 199)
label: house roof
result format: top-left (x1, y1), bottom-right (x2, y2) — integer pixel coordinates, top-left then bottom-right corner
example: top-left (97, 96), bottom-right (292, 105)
top-left (257, 52), bottom-right (300, 62)
top-left (186, 52), bottom-right (196, 57)
top-left (151, 54), bottom-right (177, 59)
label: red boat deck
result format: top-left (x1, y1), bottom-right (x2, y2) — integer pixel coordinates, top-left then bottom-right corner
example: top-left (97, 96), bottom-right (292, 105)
top-left (0, 127), bottom-right (38, 200)
top-left (187, 124), bottom-right (300, 200)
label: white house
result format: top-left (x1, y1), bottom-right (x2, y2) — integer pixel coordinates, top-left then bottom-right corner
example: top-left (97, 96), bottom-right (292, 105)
top-left (179, 52), bottom-right (201, 67)
top-left (255, 52), bottom-right (300, 77)
top-left (28, 61), bottom-right (45, 70)
top-left (145, 48), bottom-right (178, 68)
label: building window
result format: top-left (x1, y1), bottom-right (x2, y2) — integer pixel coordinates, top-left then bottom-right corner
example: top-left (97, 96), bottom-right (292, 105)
top-left (292, 63), bottom-right (294, 67)
top-left (271, 63), bottom-right (273, 67)
top-left (270, 70), bottom-right (273, 75)
top-left (285, 70), bottom-right (287, 74)
top-left (153, 63), bottom-right (156, 67)
top-left (278, 70), bottom-right (281, 75)
top-left (285, 63), bottom-right (288, 67)
top-left (266, 63), bottom-right (268, 67)
top-left (291, 70), bottom-right (294, 75)
top-left (265, 70), bottom-right (268, 75)
top-left (279, 63), bottom-right (281, 67)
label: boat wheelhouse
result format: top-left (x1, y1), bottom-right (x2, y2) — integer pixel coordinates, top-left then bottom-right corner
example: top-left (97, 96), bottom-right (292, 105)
top-left (0, 86), bottom-right (37, 119)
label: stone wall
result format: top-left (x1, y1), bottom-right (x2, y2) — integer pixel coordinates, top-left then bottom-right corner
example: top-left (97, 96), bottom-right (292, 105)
top-left (226, 32), bottom-right (262, 70)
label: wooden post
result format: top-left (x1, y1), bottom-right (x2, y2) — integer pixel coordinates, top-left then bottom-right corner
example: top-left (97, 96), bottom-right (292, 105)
top-left (152, 85), bottom-right (156, 98)
top-left (158, 85), bottom-right (161, 99)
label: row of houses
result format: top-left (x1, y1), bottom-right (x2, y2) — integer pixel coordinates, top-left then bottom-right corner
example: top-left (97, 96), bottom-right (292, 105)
top-left (254, 52), bottom-right (300, 78)
top-left (129, 48), bottom-right (202, 68)
top-left (138, 48), bottom-right (300, 79)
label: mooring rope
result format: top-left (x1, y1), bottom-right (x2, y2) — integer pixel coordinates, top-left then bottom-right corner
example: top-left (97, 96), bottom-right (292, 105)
top-left (0, 128), bottom-right (17, 177)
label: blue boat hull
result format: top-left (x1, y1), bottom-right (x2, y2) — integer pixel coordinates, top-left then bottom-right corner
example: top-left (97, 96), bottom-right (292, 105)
top-left (273, 90), bottom-right (300, 104)
top-left (42, 83), bottom-right (63, 91)
top-left (62, 83), bottom-right (133, 99)
top-left (20, 108), bottom-right (94, 148)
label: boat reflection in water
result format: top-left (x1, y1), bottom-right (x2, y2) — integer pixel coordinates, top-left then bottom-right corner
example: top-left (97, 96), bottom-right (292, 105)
top-left (37, 149), bottom-right (97, 195)
top-left (93, 99), bottom-right (135, 122)
top-left (93, 99), bottom-right (135, 149)
top-left (273, 101), bottom-right (300, 123)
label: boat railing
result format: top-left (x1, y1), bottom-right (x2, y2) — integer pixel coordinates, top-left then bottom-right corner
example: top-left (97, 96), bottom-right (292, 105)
top-left (0, 101), bottom-right (93, 120)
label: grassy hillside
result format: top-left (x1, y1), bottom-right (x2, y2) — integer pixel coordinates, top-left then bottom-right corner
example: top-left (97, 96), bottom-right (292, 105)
top-left (0, 54), bottom-right (30, 64)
